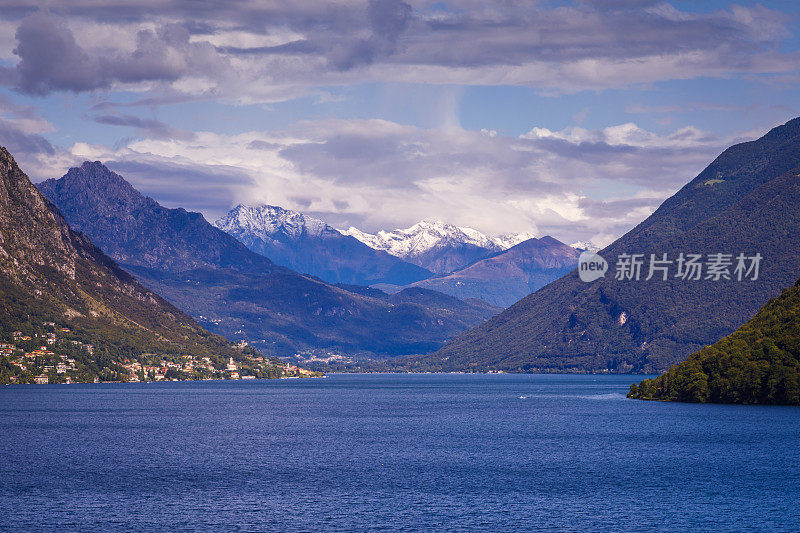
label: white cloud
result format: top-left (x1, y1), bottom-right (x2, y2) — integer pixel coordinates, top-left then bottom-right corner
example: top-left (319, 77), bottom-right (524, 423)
top-left (23, 118), bottom-right (745, 245)
top-left (522, 122), bottom-right (717, 148)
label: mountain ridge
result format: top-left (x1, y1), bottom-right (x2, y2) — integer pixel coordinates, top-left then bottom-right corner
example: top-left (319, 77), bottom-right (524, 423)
top-left (407, 235), bottom-right (580, 307)
top-left (214, 204), bottom-right (432, 286)
top-left (39, 162), bottom-right (278, 274)
top-left (342, 220), bottom-right (536, 274)
top-left (39, 163), bottom-right (501, 357)
top-left (0, 146), bottom-right (263, 378)
top-left (405, 117), bottom-right (800, 373)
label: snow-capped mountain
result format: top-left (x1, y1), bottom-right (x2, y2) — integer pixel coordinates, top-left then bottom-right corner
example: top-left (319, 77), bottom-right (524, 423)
top-left (570, 241), bottom-right (601, 253)
top-left (341, 220), bottom-right (537, 274)
top-left (214, 205), bottom-right (432, 286)
top-left (216, 204), bottom-right (334, 241)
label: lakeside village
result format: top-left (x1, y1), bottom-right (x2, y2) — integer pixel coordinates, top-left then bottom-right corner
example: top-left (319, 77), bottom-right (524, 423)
top-left (0, 321), bottom-right (320, 385)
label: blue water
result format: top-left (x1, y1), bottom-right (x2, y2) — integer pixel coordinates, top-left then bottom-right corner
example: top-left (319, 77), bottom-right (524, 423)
top-left (1, 374), bottom-right (799, 531)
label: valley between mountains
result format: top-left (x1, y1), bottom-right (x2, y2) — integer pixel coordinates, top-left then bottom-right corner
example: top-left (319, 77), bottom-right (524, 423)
top-left (3, 117), bottom-right (800, 403)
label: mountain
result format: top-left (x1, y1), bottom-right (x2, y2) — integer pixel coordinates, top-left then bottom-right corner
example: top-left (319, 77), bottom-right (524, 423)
top-left (214, 204), bottom-right (432, 286)
top-left (38, 163), bottom-right (274, 274)
top-left (407, 117), bottom-right (800, 374)
top-left (408, 236), bottom-right (580, 307)
top-left (628, 276), bottom-right (800, 405)
top-left (0, 146), bottom-right (264, 379)
top-left (342, 221), bottom-right (535, 274)
top-left (39, 163), bottom-right (500, 357)
top-left (570, 241), bottom-right (600, 253)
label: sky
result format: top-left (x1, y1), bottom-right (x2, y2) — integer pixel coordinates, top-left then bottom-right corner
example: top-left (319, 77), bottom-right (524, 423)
top-left (1, 1), bottom-right (799, 246)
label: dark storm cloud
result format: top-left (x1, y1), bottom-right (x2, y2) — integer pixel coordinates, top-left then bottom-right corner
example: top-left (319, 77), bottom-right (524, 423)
top-left (414, 4), bottom-right (791, 68)
top-left (8, 12), bottom-right (228, 95)
top-left (227, 0), bottom-right (412, 71)
top-left (13, 12), bottom-right (104, 94)
top-left (333, 0), bottom-right (412, 69)
top-left (0, 2), bottom-right (796, 97)
top-left (112, 23), bottom-right (226, 84)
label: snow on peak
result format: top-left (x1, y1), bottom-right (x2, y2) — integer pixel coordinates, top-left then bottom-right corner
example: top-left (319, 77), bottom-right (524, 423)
top-left (341, 220), bottom-right (537, 259)
top-left (215, 204), bottom-right (331, 240)
top-left (570, 241), bottom-right (601, 253)
top-left (494, 232), bottom-right (538, 249)
top-left (217, 205), bottom-right (541, 259)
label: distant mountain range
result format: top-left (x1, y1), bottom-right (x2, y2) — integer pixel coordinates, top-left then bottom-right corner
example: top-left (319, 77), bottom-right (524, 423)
top-left (409, 236), bottom-right (580, 307)
top-left (342, 221), bottom-right (536, 274)
top-left (39, 163), bottom-right (500, 357)
top-left (214, 205), bottom-right (431, 286)
top-left (0, 147), bottom-right (250, 369)
top-left (408, 117), bottom-right (800, 374)
top-left (213, 206), bottom-right (580, 307)
top-left (570, 241), bottom-right (601, 253)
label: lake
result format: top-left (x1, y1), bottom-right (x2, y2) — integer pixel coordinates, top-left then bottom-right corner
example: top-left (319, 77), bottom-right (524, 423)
top-left (1, 373), bottom-right (799, 531)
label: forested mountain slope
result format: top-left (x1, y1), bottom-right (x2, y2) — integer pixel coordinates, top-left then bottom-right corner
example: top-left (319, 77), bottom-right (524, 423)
top-left (628, 276), bottom-right (800, 404)
top-left (409, 118), bottom-right (800, 373)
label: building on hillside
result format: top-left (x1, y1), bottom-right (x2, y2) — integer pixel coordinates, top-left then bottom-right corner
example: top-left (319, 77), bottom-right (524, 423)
top-left (29, 348), bottom-right (55, 358)
top-left (34, 374), bottom-right (49, 385)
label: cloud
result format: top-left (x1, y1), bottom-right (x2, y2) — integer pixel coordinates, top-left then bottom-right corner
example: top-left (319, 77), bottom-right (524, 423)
top-left (325, 0), bottom-right (413, 70)
top-left (102, 158), bottom-right (252, 214)
top-left (0, 94), bottom-right (75, 180)
top-left (111, 23), bottom-right (227, 85)
top-left (0, 2), bottom-right (797, 100)
top-left (0, 119), bottom-right (54, 156)
top-left (49, 117), bottom-right (748, 244)
top-left (91, 112), bottom-right (196, 140)
top-left (12, 12), bottom-right (103, 95)
top-left (8, 12), bottom-right (228, 95)
top-left (522, 122), bottom-right (718, 148)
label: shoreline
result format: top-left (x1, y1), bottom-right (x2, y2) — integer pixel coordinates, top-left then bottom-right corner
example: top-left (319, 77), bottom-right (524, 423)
top-left (1, 373), bottom-right (325, 386)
